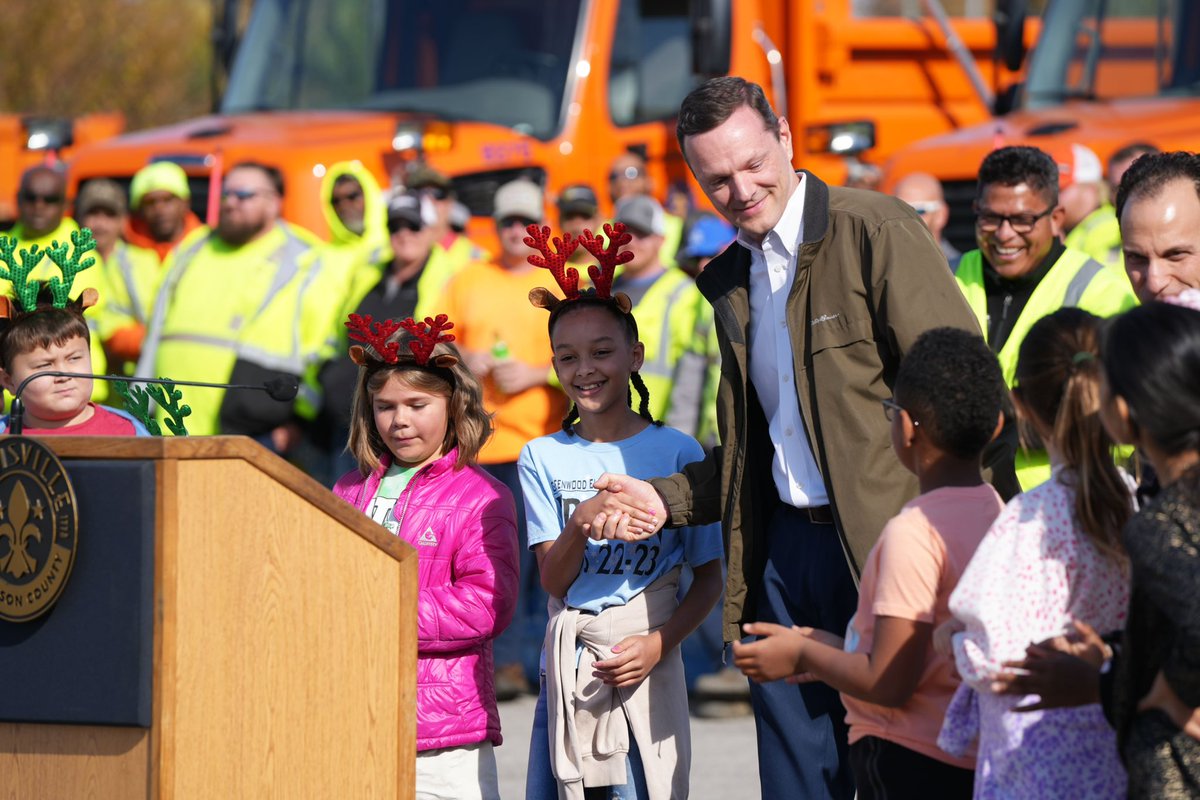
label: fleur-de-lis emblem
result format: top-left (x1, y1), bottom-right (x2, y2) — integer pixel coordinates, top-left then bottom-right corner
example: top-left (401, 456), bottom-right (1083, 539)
top-left (0, 481), bottom-right (41, 579)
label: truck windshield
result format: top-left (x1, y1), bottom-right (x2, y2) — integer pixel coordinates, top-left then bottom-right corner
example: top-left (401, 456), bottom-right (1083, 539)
top-left (222, 0), bottom-right (585, 139)
top-left (1024, 0), bottom-right (1200, 108)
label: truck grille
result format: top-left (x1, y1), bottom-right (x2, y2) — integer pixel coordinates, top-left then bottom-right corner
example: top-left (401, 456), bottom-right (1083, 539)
top-left (943, 178), bottom-right (978, 256)
top-left (452, 167), bottom-right (545, 218)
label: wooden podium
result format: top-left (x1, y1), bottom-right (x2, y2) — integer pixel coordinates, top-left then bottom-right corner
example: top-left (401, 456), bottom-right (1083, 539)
top-left (0, 437), bottom-right (417, 799)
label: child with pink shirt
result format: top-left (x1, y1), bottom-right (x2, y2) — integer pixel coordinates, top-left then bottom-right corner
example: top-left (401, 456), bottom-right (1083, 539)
top-left (733, 327), bottom-right (1008, 798)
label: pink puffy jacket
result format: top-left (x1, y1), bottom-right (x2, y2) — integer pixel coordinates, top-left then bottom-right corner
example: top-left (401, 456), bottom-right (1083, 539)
top-left (333, 449), bottom-right (519, 751)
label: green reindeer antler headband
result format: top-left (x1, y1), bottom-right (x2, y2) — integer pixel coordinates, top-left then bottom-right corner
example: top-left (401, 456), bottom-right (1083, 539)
top-left (0, 228), bottom-right (99, 316)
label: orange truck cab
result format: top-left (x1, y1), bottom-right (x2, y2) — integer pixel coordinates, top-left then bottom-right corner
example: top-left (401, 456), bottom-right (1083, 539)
top-left (68, 0), bottom-right (1019, 245)
top-left (0, 113), bottom-right (124, 226)
top-left (884, 0), bottom-right (1200, 254)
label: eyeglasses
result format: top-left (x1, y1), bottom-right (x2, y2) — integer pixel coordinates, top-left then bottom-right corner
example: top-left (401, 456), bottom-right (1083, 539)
top-left (881, 398), bottom-right (919, 426)
top-left (20, 191), bottom-right (63, 205)
top-left (499, 216), bottom-right (536, 229)
top-left (610, 166), bottom-right (642, 181)
top-left (331, 190), bottom-right (363, 206)
top-left (222, 188), bottom-right (265, 202)
top-left (974, 205), bottom-right (1054, 233)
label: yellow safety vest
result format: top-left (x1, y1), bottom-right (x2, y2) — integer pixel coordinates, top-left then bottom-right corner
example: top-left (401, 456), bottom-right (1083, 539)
top-left (137, 224), bottom-right (318, 435)
top-left (956, 247), bottom-right (1138, 489)
top-left (625, 268), bottom-right (715, 435)
top-left (95, 241), bottom-right (163, 334)
top-left (1064, 204), bottom-right (1123, 271)
top-left (293, 241), bottom-right (470, 421)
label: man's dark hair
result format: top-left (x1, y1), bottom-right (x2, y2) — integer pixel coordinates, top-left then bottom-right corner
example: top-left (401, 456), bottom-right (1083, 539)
top-left (676, 77), bottom-right (779, 156)
top-left (1114, 150), bottom-right (1200, 219)
top-left (1103, 302), bottom-right (1200, 458)
top-left (1108, 141), bottom-right (1159, 172)
top-left (333, 174), bottom-right (361, 189)
top-left (229, 160), bottom-right (285, 198)
top-left (975, 146), bottom-right (1059, 206)
top-left (894, 327), bottom-right (1006, 461)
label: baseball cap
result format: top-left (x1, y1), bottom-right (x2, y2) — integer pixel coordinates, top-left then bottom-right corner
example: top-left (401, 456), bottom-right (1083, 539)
top-left (613, 194), bottom-right (665, 236)
top-left (386, 191), bottom-right (432, 230)
top-left (493, 179), bottom-right (544, 222)
top-left (130, 161), bottom-right (191, 208)
top-left (407, 164), bottom-right (452, 192)
top-left (1050, 143), bottom-right (1103, 190)
top-left (75, 179), bottom-right (128, 217)
top-left (679, 215), bottom-right (736, 260)
top-left (557, 184), bottom-right (599, 218)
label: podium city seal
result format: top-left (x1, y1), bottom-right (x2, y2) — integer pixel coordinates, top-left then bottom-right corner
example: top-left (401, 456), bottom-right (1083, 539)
top-left (0, 437), bottom-right (78, 622)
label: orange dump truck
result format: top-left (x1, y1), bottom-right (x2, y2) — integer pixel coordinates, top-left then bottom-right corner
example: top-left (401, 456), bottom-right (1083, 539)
top-left (884, 0), bottom-right (1200, 253)
top-left (68, 0), bottom-right (1019, 242)
top-left (0, 113), bottom-right (124, 225)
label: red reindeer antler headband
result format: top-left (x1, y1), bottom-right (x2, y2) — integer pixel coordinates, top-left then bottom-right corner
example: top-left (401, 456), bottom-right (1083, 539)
top-left (525, 223), bottom-right (634, 313)
top-left (346, 313), bottom-right (458, 368)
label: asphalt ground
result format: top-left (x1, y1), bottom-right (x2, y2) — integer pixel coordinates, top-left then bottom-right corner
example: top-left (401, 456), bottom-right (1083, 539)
top-left (495, 693), bottom-right (761, 799)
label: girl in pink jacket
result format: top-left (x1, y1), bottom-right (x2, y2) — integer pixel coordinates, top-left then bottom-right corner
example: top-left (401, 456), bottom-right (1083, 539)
top-left (333, 312), bottom-right (519, 800)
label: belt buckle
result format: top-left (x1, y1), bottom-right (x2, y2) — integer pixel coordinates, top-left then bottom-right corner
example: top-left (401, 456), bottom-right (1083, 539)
top-left (806, 505), bottom-right (834, 525)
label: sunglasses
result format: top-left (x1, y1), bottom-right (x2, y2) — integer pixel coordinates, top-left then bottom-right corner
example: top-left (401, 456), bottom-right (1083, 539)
top-left (499, 216), bottom-right (536, 229)
top-left (20, 191), bottom-right (63, 205)
top-left (415, 186), bottom-right (450, 201)
top-left (331, 190), bottom-right (363, 206)
top-left (222, 188), bottom-right (265, 202)
top-left (906, 200), bottom-right (942, 216)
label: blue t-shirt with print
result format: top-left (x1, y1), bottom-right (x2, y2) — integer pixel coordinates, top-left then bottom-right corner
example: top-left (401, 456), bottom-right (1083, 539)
top-left (519, 425), bottom-right (723, 614)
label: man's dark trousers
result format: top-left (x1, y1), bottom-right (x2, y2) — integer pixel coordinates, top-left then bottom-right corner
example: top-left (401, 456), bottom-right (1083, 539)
top-left (747, 503), bottom-right (859, 799)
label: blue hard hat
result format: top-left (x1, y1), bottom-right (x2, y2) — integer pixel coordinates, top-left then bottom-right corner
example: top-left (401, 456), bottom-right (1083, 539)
top-left (679, 214), bottom-right (736, 259)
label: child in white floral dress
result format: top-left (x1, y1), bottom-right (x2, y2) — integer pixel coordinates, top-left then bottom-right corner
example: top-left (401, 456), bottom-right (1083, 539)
top-left (939, 308), bottom-right (1135, 798)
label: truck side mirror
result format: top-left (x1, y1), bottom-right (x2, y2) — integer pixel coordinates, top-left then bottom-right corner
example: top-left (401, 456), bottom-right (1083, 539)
top-left (690, 0), bottom-right (731, 78)
top-left (995, 0), bottom-right (1028, 73)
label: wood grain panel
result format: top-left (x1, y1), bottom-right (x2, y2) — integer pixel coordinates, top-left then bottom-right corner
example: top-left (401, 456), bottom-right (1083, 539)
top-left (0, 723), bottom-right (149, 798)
top-left (165, 458), bottom-right (406, 798)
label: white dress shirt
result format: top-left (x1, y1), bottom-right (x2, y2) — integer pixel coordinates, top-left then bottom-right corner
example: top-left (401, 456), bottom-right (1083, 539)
top-left (742, 175), bottom-right (829, 508)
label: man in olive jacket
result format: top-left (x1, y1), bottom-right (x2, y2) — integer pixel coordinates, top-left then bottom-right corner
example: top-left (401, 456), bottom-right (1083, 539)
top-left (591, 78), bottom-right (1016, 799)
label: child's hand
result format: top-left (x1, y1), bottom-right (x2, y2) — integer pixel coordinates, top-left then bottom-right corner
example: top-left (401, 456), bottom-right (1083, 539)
top-left (992, 643), bottom-right (1100, 711)
top-left (592, 632), bottom-right (664, 689)
top-left (933, 617), bottom-right (965, 658)
top-left (732, 622), bottom-right (808, 683)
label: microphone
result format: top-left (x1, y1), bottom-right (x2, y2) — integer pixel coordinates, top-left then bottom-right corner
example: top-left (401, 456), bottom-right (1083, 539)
top-left (5, 371), bottom-right (299, 435)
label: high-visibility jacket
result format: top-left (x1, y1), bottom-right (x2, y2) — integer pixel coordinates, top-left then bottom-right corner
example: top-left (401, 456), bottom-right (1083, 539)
top-left (660, 211), bottom-right (684, 268)
top-left (293, 241), bottom-right (470, 422)
top-left (956, 246), bottom-right (1138, 489)
top-left (136, 223), bottom-right (319, 435)
top-left (5, 218), bottom-right (110, 404)
top-left (319, 160), bottom-right (390, 266)
top-left (93, 241), bottom-right (165, 370)
top-left (1064, 203), bottom-right (1123, 270)
top-left (625, 267), bottom-right (716, 436)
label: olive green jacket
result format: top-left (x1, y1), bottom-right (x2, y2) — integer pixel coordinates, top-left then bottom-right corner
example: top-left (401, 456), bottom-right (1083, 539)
top-left (650, 172), bottom-right (1017, 641)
